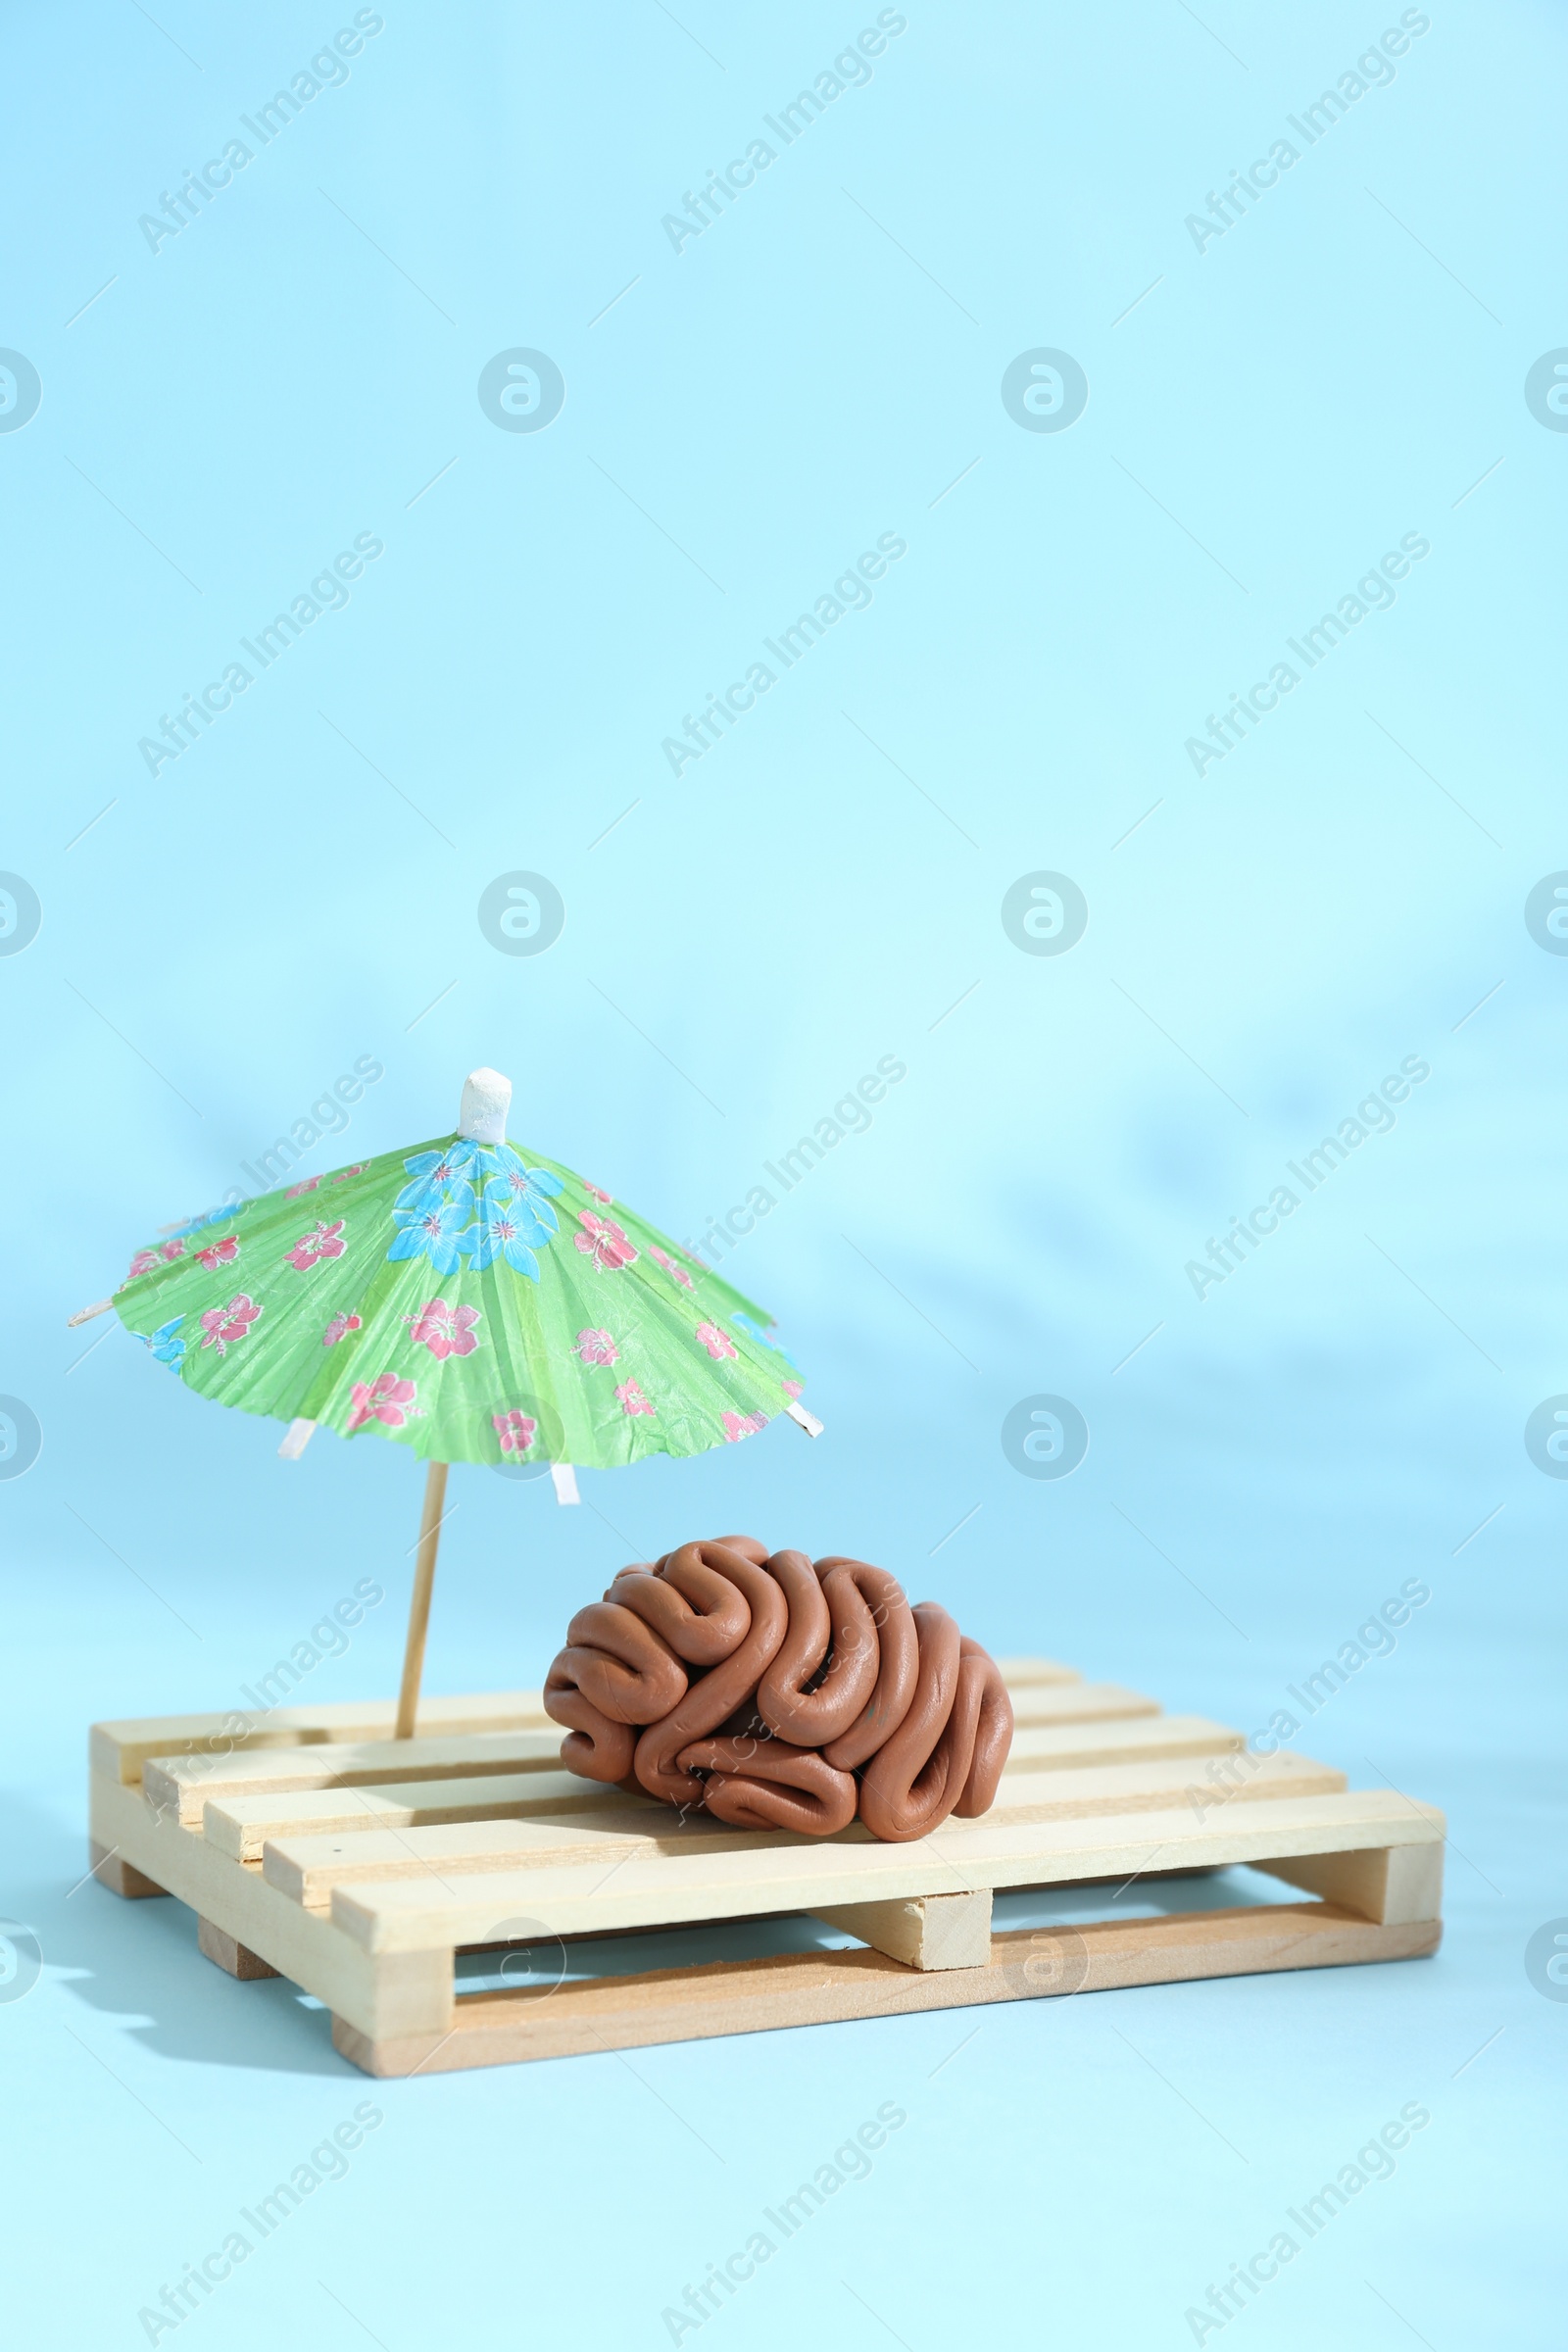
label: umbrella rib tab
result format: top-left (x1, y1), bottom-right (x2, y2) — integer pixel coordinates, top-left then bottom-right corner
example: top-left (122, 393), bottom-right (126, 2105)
top-left (550, 1462), bottom-right (580, 1505)
top-left (67, 1299), bottom-right (114, 1328)
top-left (787, 1400), bottom-right (825, 1438)
top-left (277, 1419), bottom-right (317, 1459)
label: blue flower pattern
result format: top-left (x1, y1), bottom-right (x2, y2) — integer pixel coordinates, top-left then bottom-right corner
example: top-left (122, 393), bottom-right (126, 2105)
top-left (730, 1311), bottom-right (798, 1369)
top-left (140, 1315), bottom-right (186, 1369)
top-left (387, 1142), bottom-right (563, 1283)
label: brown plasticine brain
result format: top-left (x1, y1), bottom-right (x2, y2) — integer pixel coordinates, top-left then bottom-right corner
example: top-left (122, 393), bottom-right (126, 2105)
top-left (543, 1536), bottom-right (1014, 1841)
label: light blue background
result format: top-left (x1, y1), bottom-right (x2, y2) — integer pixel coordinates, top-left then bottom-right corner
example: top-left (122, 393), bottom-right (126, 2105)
top-left (3, 1), bottom-right (1563, 2344)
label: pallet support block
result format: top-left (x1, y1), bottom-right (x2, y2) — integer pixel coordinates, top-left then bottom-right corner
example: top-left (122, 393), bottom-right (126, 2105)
top-left (87, 1839), bottom-right (167, 1900)
top-left (814, 1889), bottom-right (994, 1971)
top-left (1256, 1840), bottom-right (1444, 1926)
top-left (197, 1917), bottom-right (281, 1980)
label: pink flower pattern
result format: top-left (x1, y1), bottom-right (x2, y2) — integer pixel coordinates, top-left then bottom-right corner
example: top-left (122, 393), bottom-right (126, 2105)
top-left (720, 1409), bottom-right (766, 1444)
top-left (615, 1378), bottom-right (655, 1418)
top-left (493, 1408), bottom-right (538, 1456)
top-left (322, 1311), bottom-right (363, 1347)
top-left (195, 1235), bottom-right (239, 1271)
top-left (159, 1241), bottom-right (184, 1262)
top-left (199, 1294), bottom-right (262, 1355)
top-left (584, 1182), bottom-right (612, 1204)
top-left (573, 1328), bottom-right (619, 1366)
top-left (409, 1298), bottom-right (481, 1361)
top-left (782, 1378), bottom-right (804, 1400)
top-left (285, 1219), bottom-right (347, 1271)
top-left (650, 1246), bottom-right (694, 1291)
top-left (349, 1374), bottom-right (418, 1431)
top-left (127, 1248), bottom-right (160, 1279)
top-left (574, 1210), bottom-right (638, 1271)
top-left (695, 1321), bottom-right (737, 1361)
top-left (285, 1177), bottom-right (321, 1199)
top-left (333, 1163), bottom-right (367, 1184)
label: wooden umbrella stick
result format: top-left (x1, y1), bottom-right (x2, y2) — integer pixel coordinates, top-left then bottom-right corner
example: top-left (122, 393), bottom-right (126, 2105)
top-left (395, 1460), bottom-right (450, 1740)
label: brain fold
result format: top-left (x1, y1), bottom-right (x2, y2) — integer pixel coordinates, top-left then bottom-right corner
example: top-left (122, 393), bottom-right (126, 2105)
top-left (544, 1537), bottom-right (1013, 1841)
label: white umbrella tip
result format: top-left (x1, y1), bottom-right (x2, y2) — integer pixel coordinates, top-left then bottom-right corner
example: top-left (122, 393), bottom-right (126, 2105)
top-left (460, 1067), bottom-right (513, 1143)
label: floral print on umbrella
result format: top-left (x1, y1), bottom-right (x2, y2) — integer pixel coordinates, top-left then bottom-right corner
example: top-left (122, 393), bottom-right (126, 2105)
top-left (159, 1200), bottom-right (247, 1246)
top-left (483, 1161), bottom-right (563, 1223)
top-left (730, 1310), bottom-right (799, 1371)
top-left (387, 1188), bottom-right (474, 1277)
top-left (575, 1210), bottom-right (637, 1272)
top-left (469, 1205), bottom-right (547, 1278)
top-left (409, 1298), bottom-right (481, 1360)
top-left (649, 1247), bottom-right (694, 1291)
top-left (349, 1374), bottom-right (419, 1431)
top-left (470, 1173), bottom-right (561, 1280)
top-left (200, 1295), bottom-right (262, 1355)
top-left (286, 1220), bottom-right (347, 1272)
top-left (401, 1138), bottom-right (528, 1198)
top-left (138, 1315), bottom-right (185, 1369)
top-left (109, 1120), bottom-right (807, 1469)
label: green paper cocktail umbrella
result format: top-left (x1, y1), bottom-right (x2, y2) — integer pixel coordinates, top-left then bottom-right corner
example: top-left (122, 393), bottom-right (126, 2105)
top-left (70, 1068), bottom-right (820, 1735)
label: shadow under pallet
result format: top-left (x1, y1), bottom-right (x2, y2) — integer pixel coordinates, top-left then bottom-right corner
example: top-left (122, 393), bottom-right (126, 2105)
top-left (87, 1659), bottom-right (1444, 2076)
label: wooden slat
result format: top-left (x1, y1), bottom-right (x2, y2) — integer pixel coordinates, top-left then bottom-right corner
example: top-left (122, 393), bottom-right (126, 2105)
top-left (92, 1658), bottom-right (1082, 1785)
top-left (203, 1769), bottom-right (643, 1860)
top-left (1008, 1683), bottom-right (1151, 1726)
top-left (91, 1691), bottom-right (554, 1786)
top-left (145, 1682), bottom-right (1155, 1828)
top-left (1004, 1711), bottom-right (1205, 1764)
top-left (332, 1903), bottom-right (1444, 2075)
top-left (970, 1680), bottom-right (1154, 1725)
top-left (143, 1730), bottom-right (565, 1827)
top-left (204, 1713), bottom-right (1238, 1862)
top-left (331, 1790), bottom-right (1444, 1953)
top-left (264, 1752), bottom-right (1344, 1908)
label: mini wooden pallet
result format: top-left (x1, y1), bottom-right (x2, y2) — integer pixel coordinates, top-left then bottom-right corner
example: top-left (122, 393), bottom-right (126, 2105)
top-left (88, 1659), bottom-right (1445, 2076)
